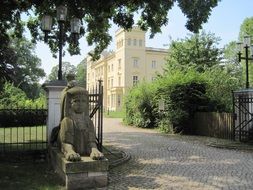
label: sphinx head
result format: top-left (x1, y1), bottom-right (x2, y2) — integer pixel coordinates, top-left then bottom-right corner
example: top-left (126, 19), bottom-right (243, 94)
top-left (65, 86), bottom-right (89, 116)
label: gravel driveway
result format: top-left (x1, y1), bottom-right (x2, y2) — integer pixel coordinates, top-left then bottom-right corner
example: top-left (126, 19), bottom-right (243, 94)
top-left (103, 118), bottom-right (253, 190)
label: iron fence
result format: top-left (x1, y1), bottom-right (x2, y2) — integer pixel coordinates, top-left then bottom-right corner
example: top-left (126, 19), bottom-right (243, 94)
top-left (233, 90), bottom-right (253, 142)
top-left (0, 81), bottom-right (104, 154)
top-left (0, 107), bottom-right (48, 153)
top-left (88, 80), bottom-right (103, 151)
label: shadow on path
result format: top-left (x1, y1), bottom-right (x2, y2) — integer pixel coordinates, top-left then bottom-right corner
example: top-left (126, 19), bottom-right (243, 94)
top-left (104, 118), bottom-right (253, 189)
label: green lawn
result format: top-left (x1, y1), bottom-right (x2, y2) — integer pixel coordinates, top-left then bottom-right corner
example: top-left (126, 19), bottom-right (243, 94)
top-left (104, 110), bottom-right (125, 118)
top-left (0, 126), bottom-right (47, 151)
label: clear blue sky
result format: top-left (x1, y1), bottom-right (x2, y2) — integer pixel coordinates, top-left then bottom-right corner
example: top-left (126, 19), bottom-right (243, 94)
top-left (36, 0), bottom-right (253, 80)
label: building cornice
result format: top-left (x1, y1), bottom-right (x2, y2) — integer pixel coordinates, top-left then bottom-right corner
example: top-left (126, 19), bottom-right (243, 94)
top-left (89, 52), bottom-right (115, 68)
top-left (145, 47), bottom-right (168, 53)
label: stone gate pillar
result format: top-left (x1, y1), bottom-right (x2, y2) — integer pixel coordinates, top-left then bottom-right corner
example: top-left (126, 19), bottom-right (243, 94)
top-left (43, 80), bottom-right (67, 142)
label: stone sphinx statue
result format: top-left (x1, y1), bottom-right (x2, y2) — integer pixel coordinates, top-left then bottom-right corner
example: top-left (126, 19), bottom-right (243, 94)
top-left (58, 82), bottom-right (104, 161)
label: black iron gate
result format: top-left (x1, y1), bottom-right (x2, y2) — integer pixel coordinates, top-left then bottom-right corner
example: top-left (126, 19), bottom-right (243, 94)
top-left (88, 80), bottom-right (103, 151)
top-left (233, 90), bottom-right (253, 142)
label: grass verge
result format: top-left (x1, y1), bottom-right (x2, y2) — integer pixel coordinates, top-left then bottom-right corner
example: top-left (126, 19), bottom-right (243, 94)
top-left (104, 111), bottom-right (125, 118)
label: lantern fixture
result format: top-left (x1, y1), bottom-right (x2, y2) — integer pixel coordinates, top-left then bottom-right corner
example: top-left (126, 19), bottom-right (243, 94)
top-left (70, 18), bottom-right (81, 34)
top-left (56, 5), bottom-right (68, 22)
top-left (41, 5), bottom-right (81, 80)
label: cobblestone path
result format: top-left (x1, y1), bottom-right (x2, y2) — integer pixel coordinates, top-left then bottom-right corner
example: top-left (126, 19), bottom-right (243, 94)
top-left (103, 118), bottom-right (253, 190)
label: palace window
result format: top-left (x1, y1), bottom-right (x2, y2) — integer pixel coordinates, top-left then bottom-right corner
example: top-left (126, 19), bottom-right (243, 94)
top-left (133, 76), bottom-right (138, 86)
top-left (117, 95), bottom-right (121, 107)
top-left (107, 95), bottom-right (110, 107)
top-left (117, 39), bottom-right (123, 49)
top-left (111, 78), bottom-right (113, 87)
top-left (118, 59), bottom-right (121, 70)
top-left (133, 58), bottom-right (139, 68)
top-left (128, 38), bottom-right (131, 46)
top-left (151, 60), bottom-right (157, 69)
top-left (133, 39), bottom-right (137, 46)
top-left (108, 79), bottom-right (110, 88)
top-left (139, 39), bottom-right (142, 46)
top-left (118, 76), bottom-right (121, 86)
top-left (111, 95), bottom-right (114, 107)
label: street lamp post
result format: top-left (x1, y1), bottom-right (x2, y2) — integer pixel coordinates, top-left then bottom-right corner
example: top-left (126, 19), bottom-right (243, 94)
top-left (237, 35), bottom-right (253, 89)
top-left (41, 5), bottom-right (81, 81)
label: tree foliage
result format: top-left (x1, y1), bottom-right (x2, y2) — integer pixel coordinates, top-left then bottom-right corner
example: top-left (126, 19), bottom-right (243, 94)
top-left (47, 61), bottom-right (76, 81)
top-left (124, 66), bottom-right (242, 133)
top-left (239, 17), bottom-right (253, 40)
top-left (76, 59), bottom-right (87, 87)
top-left (0, 41), bottom-right (16, 88)
top-left (0, 82), bottom-right (46, 109)
top-left (165, 31), bottom-right (222, 72)
top-left (11, 37), bottom-right (46, 97)
top-left (155, 69), bottom-right (209, 133)
top-left (47, 60), bottom-right (86, 86)
top-left (0, 0), bottom-right (220, 60)
top-left (0, 35), bottom-right (45, 98)
top-left (203, 66), bottom-right (243, 111)
top-left (223, 41), bottom-right (243, 82)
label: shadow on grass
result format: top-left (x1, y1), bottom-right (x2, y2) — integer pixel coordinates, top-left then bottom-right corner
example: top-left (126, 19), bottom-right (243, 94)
top-left (0, 145), bottom-right (130, 190)
top-left (0, 154), bottom-right (64, 190)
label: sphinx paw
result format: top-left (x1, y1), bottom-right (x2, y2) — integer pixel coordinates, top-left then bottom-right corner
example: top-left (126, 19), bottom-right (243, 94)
top-left (90, 148), bottom-right (104, 160)
top-left (66, 152), bottom-right (81, 162)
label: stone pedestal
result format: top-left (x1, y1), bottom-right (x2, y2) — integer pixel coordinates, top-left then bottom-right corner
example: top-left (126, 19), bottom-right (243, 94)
top-left (43, 80), bottom-right (67, 141)
top-left (49, 146), bottom-right (109, 190)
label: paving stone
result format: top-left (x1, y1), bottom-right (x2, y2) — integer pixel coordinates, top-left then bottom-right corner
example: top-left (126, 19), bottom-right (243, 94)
top-left (103, 118), bottom-right (253, 189)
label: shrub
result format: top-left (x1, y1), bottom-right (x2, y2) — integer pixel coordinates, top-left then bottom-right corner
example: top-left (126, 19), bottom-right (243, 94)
top-left (166, 82), bottom-right (209, 133)
top-left (0, 82), bottom-right (47, 127)
top-left (157, 113), bottom-right (173, 133)
top-left (123, 66), bottom-right (242, 134)
top-left (0, 109), bottom-right (47, 127)
top-left (0, 82), bottom-right (46, 109)
top-left (154, 69), bottom-right (207, 133)
top-left (124, 82), bottom-right (158, 128)
top-left (202, 66), bottom-right (243, 112)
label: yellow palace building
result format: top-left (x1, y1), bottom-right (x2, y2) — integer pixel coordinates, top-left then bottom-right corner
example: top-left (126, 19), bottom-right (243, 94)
top-left (86, 26), bottom-right (168, 111)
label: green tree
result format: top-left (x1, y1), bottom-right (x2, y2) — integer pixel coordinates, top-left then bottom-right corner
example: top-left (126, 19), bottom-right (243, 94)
top-left (165, 31), bottom-right (222, 72)
top-left (239, 17), bottom-right (253, 40)
top-left (0, 35), bottom-right (45, 98)
top-left (0, 0), bottom-right (220, 60)
top-left (47, 61), bottom-right (76, 81)
top-left (223, 41), bottom-right (238, 64)
top-left (204, 66), bottom-right (243, 112)
top-left (0, 42), bottom-right (16, 90)
top-left (223, 41), bottom-right (243, 82)
top-left (11, 37), bottom-right (46, 98)
top-left (76, 59), bottom-right (87, 87)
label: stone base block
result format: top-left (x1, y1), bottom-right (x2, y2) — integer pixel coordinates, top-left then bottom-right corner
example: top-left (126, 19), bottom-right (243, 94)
top-left (49, 146), bottom-right (109, 190)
